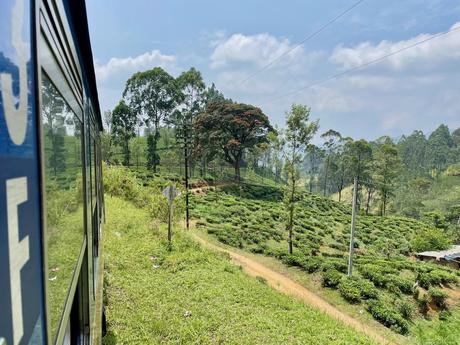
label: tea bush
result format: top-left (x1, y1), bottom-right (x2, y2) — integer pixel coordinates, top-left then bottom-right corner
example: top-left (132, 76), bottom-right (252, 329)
top-left (367, 300), bottom-right (409, 335)
top-left (429, 288), bottom-right (449, 309)
top-left (338, 278), bottom-right (361, 303)
top-left (322, 269), bottom-right (343, 288)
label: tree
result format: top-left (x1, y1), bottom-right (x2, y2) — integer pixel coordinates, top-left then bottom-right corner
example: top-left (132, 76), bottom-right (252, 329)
top-left (101, 110), bottom-right (115, 163)
top-left (328, 141), bottom-right (349, 202)
top-left (268, 130), bottom-right (285, 183)
top-left (173, 68), bottom-right (206, 177)
top-left (194, 101), bottom-right (274, 181)
top-left (373, 138), bottom-right (401, 216)
top-left (112, 100), bottom-right (137, 166)
top-left (284, 104), bottom-right (319, 254)
top-left (426, 124), bottom-right (453, 175)
top-left (397, 130), bottom-right (427, 175)
top-left (123, 67), bottom-right (178, 173)
top-left (305, 144), bottom-right (323, 193)
top-left (345, 139), bottom-right (372, 208)
top-left (321, 129), bottom-right (342, 196)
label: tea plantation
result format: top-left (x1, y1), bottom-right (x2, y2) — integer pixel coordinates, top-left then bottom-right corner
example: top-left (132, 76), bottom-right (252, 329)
top-left (190, 183), bottom-right (460, 340)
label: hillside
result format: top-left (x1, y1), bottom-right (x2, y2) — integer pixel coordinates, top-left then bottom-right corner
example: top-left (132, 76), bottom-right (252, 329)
top-left (102, 195), bottom-right (377, 344)
top-left (190, 183), bottom-right (460, 341)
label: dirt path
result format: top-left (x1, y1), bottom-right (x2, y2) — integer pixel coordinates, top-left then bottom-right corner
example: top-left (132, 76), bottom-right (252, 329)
top-left (191, 232), bottom-right (395, 345)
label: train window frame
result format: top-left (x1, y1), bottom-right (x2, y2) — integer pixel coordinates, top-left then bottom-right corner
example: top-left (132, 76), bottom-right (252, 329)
top-left (37, 3), bottom-right (90, 344)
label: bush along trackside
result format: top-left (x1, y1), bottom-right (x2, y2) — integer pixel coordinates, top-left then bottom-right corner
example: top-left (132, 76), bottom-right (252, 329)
top-left (191, 182), bottom-right (460, 338)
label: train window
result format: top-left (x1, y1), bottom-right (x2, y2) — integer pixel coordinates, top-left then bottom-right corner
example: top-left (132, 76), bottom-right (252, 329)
top-left (41, 73), bottom-right (85, 341)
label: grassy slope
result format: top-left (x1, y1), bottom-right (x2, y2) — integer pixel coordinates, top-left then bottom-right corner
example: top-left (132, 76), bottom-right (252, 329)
top-left (102, 196), bottom-right (376, 345)
top-left (190, 183), bottom-right (460, 342)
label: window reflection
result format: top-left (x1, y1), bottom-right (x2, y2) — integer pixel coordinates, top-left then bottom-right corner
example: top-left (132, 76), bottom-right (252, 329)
top-left (41, 73), bottom-right (84, 341)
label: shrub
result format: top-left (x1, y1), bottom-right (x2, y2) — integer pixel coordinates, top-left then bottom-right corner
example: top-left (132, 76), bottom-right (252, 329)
top-left (360, 265), bottom-right (387, 287)
top-left (428, 288), bottom-right (448, 309)
top-left (321, 260), bottom-right (348, 274)
top-left (418, 294), bottom-right (429, 314)
top-left (418, 269), bottom-right (458, 289)
top-left (301, 257), bottom-right (322, 273)
top-left (431, 269), bottom-right (458, 285)
top-left (322, 269), bottom-right (342, 288)
top-left (439, 310), bottom-right (451, 321)
top-left (411, 227), bottom-right (452, 252)
top-left (387, 275), bottom-right (413, 295)
top-left (338, 278), bottom-right (361, 303)
top-left (282, 254), bottom-right (305, 267)
top-left (359, 280), bottom-right (379, 300)
top-left (396, 300), bottom-right (414, 320)
top-left (367, 300), bottom-right (409, 335)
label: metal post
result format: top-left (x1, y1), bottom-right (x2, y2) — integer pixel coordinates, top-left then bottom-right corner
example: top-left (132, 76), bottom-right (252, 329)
top-left (184, 129), bottom-right (190, 230)
top-left (168, 202), bottom-right (172, 244)
top-left (348, 177), bottom-right (358, 277)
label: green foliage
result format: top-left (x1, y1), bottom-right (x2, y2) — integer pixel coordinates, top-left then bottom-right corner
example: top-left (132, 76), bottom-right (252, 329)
top-left (367, 300), bottom-right (409, 335)
top-left (396, 300), bottom-right (414, 320)
top-left (191, 182), bottom-right (460, 336)
top-left (123, 67), bottom-right (179, 172)
top-left (418, 294), bottom-right (430, 315)
top-left (194, 101), bottom-right (275, 180)
top-left (112, 100), bottom-right (137, 166)
top-left (429, 288), bottom-right (449, 309)
top-left (418, 269), bottom-right (458, 289)
top-left (411, 226), bottom-right (452, 252)
top-left (338, 278), bottom-right (361, 303)
top-left (321, 269), bottom-right (342, 288)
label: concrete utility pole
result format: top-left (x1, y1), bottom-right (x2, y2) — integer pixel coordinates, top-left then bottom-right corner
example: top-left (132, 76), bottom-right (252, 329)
top-left (183, 124), bottom-right (190, 230)
top-left (162, 185), bottom-right (181, 247)
top-left (347, 177), bottom-right (358, 277)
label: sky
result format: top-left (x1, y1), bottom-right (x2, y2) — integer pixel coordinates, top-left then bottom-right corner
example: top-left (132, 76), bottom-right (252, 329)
top-left (86, 0), bottom-right (460, 141)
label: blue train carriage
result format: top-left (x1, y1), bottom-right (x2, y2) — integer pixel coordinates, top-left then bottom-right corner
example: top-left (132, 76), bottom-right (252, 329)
top-left (1, 0), bottom-right (105, 344)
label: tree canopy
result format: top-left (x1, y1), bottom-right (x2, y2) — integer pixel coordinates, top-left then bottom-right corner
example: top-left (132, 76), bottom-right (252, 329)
top-left (194, 101), bottom-right (275, 180)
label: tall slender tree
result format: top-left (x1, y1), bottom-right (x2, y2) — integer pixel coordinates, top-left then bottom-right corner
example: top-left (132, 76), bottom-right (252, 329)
top-left (284, 104), bottom-right (319, 254)
top-left (373, 138), bottom-right (401, 216)
top-left (112, 100), bottom-right (137, 166)
top-left (321, 129), bottom-right (342, 196)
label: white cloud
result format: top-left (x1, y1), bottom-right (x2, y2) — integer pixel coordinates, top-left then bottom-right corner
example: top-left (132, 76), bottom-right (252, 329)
top-left (330, 22), bottom-right (460, 70)
top-left (210, 33), bottom-right (306, 69)
top-left (95, 50), bottom-right (176, 81)
top-left (94, 50), bottom-right (178, 112)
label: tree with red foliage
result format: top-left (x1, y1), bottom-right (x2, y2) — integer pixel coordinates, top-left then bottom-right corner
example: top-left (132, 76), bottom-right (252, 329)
top-left (194, 101), bottom-right (275, 180)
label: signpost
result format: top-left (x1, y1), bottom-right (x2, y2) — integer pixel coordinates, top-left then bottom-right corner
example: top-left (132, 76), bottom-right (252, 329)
top-left (162, 185), bottom-right (181, 246)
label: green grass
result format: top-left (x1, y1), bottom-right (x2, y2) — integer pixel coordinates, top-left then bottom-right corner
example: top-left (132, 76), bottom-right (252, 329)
top-left (102, 196), bottom-right (377, 345)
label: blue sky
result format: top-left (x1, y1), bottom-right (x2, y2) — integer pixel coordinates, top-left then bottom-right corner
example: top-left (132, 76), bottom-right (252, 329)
top-left (87, 0), bottom-right (460, 140)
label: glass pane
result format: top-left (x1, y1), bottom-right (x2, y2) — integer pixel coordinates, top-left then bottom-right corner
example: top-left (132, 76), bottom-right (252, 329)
top-left (41, 73), bottom-right (84, 341)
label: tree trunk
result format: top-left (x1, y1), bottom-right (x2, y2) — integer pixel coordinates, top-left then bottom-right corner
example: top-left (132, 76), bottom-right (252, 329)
top-left (338, 189), bottom-right (342, 202)
top-left (382, 195), bottom-right (387, 217)
top-left (365, 189), bottom-right (372, 215)
top-left (184, 135), bottom-right (190, 230)
top-left (323, 157), bottom-right (329, 196)
top-left (234, 160), bottom-right (241, 181)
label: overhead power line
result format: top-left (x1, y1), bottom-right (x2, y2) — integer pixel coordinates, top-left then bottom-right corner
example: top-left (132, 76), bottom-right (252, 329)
top-left (236, 0), bottom-right (365, 86)
top-left (265, 24), bottom-right (460, 104)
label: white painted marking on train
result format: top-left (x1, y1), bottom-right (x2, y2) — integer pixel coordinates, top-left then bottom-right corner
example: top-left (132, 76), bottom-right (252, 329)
top-left (7, 177), bottom-right (29, 345)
